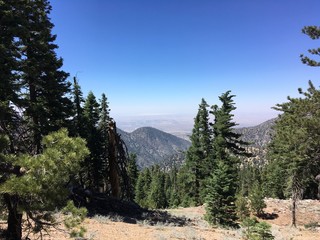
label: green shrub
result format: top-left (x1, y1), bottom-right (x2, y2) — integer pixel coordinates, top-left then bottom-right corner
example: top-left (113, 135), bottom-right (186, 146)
top-left (241, 217), bottom-right (274, 240)
top-left (248, 182), bottom-right (266, 216)
top-left (62, 201), bottom-right (88, 238)
top-left (304, 221), bottom-right (319, 231)
top-left (235, 192), bottom-right (250, 221)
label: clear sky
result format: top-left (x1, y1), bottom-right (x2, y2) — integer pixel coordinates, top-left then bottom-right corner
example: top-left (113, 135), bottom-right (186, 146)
top-left (49, 0), bottom-right (320, 127)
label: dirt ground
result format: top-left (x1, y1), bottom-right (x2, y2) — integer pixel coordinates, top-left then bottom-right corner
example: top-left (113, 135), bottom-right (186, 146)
top-left (1, 198), bottom-right (319, 240)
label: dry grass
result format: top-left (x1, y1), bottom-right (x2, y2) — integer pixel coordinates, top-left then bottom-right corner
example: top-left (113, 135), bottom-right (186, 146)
top-left (0, 198), bottom-right (319, 239)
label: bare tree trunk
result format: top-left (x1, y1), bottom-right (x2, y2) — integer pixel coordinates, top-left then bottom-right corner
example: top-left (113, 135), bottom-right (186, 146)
top-left (291, 175), bottom-right (303, 228)
top-left (291, 194), bottom-right (297, 227)
top-left (108, 121), bottom-right (120, 198)
top-left (4, 194), bottom-right (22, 240)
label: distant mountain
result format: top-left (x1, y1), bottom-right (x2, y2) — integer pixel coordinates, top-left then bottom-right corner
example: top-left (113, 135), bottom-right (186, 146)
top-left (235, 118), bottom-right (276, 148)
top-left (118, 127), bottom-right (191, 168)
top-left (235, 118), bottom-right (277, 165)
top-left (117, 118), bottom-right (276, 168)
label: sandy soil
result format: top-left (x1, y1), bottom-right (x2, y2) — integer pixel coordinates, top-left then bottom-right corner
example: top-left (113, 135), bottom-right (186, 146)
top-left (1, 198), bottom-right (319, 239)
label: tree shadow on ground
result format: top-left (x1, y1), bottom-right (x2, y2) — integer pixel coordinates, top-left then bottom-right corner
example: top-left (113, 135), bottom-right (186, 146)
top-left (84, 194), bottom-right (191, 226)
top-left (260, 212), bottom-right (279, 220)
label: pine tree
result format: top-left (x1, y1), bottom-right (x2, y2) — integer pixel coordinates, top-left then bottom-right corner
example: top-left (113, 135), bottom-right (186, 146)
top-left (205, 160), bottom-right (237, 226)
top-left (205, 91), bottom-right (249, 227)
top-left (1, 1), bottom-right (74, 238)
top-left (127, 153), bottom-right (139, 200)
top-left (267, 81), bottom-right (320, 226)
top-left (235, 190), bottom-right (250, 221)
top-left (71, 77), bottom-right (85, 137)
top-left (184, 98), bottom-right (211, 205)
top-left (165, 166), bottom-right (179, 207)
top-left (0, 0), bottom-right (23, 140)
top-left (135, 168), bottom-right (152, 208)
top-left (97, 93), bottom-right (111, 192)
top-left (211, 91), bottom-right (249, 160)
top-left (148, 165), bottom-right (167, 209)
top-left (300, 25), bottom-right (320, 66)
top-left (82, 91), bottom-right (101, 190)
top-left (248, 182), bottom-right (266, 216)
top-left (176, 164), bottom-right (195, 206)
top-left (261, 160), bottom-right (286, 199)
top-left (0, 129), bottom-right (89, 239)
top-left (19, 0), bottom-right (72, 154)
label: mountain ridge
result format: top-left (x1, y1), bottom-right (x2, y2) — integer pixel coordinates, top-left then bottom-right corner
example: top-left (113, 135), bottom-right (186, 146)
top-left (118, 127), bottom-right (191, 168)
top-left (118, 118), bottom-right (277, 168)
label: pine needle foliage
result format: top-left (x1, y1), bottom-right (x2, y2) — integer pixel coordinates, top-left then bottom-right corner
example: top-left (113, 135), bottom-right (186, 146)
top-left (184, 98), bottom-right (211, 205)
top-left (266, 81), bottom-right (320, 226)
top-left (0, 129), bottom-right (89, 210)
top-left (205, 91), bottom-right (250, 227)
top-left (241, 217), bottom-right (274, 240)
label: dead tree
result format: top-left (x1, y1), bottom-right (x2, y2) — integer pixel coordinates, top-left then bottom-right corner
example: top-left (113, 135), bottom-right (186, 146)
top-left (108, 121), bottom-right (121, 198)
top-left (107, 121), bottom-right (132, 200)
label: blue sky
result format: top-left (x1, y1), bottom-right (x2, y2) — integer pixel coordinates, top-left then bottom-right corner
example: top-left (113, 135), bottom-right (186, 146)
top-left (50, 0), bottom-right (320, 127)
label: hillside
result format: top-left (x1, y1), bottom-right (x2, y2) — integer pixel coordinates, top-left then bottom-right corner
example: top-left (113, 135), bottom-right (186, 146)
top-left (236, 118), bottom-right (276, 165)
top-left (236, 118), bottom-right (276, 147)
top-left (13, 198), bottom-right (320, 239)
top-left (118, 118), bottom-right (276, 168)
top-left (118, 127), bottom-right (191, 168)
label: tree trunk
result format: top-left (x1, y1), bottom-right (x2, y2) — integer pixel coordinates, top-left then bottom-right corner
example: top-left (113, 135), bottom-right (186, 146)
top-left (108, 121), bottom-right (120, 198)
top-left (291, 197), bottom-right (296, 227)
top-left (4, 194), bottom-right (22, 240)
top-left (291, 175), bottom-right (303, 228)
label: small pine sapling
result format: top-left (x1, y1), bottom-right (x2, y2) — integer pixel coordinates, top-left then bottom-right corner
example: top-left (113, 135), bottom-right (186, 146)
top-left (248, 182), bottom-right (266, 216)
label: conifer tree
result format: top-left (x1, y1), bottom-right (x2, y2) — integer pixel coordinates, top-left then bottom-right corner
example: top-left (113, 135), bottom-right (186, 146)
top-left (165, 166), bottom-right (179, 207)
top-left (1, 1), bottom-right (74, 238)
top-left (265, 25), bottom-right (320, 226)
top-left (261, 160), bottom-right (286, 199)
top-left (82, 91), bottom-right (101, 189)
top-left (248, 182), bottom-right (266, 216)
top-left (135, 168), bottom-right (152, 208)
top-left (148, 165), bottom-right (167, 209)
top-left (97, 93), bottom-right (111, 192)
top-left (184, 98), bottom-right (211, 205)
top-left (205, 160), bottom-right (237, 226)
top-left (0, 129), bottom-right (89, 239)
top-left (176, 165), bottom-right (195, 206)
top-left (19, 0), bottom-right (73, 154)
top-left (71, 77), bottom-right (85, 137)
top-left (127, 153), bottom-right (139, 199)
top-left (267, 81), bottom-right (320, 226)
top-left (205, 91), bottom-right (249, 226)
top-left (239, 164), bottom-right (262, 196)
top-left (300, 25), bottom-right (320, 66)
top-left (0, 0), bottom-right (23, 141)
top-left (235, 190), bottom-right (250, 221)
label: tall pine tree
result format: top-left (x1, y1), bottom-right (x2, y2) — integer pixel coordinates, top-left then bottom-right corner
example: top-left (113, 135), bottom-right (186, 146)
top-left (184, 98), bottom-right (211, 205)
top-left (1, 1), bottom-right (74, 238)
top-left (19, 0), bottom-right (72, 154)
top-left (82, 91), bottom-right (101, 190)
top-left (205, 91), bottom-right (249, 227)
top-left (267, 82), bottom-right (320, 226)
top-left (71, 76), bottom-right (85, 137)
top-left (97, 93), bottom-right (111, 192)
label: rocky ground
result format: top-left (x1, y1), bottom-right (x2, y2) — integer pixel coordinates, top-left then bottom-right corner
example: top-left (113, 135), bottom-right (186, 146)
top-left (1, 198), bottom-right (319, 239)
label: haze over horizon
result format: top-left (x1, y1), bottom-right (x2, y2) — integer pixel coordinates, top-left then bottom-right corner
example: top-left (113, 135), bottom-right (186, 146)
top-left (50, 0), bottom-right (320, 130)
